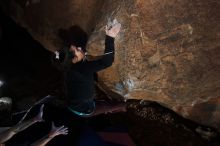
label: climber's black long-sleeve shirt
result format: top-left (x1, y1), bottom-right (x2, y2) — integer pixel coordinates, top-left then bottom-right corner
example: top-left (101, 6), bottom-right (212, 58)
top-left (65, 35), bottom-right (114, 105)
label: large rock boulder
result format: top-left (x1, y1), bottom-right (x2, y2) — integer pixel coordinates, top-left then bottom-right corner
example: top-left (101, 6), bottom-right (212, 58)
top-left (1, 0), bottom-right (220, 130)
top-left (87, 0), bottom-right (220, 130)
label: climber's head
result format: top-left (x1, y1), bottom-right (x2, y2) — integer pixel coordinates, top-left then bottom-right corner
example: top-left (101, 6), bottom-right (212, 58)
top-left (69, 45), bottom-right (85, 63)
top-left (58, 25), bottom-right (88, 64)
top-left (51, 44), bottom-right (86, 70)
top-left (53, 25), bottom-right (88, 69)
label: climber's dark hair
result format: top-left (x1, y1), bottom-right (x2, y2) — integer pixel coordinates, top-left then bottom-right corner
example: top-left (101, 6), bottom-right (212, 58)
top-left (58, 25), bottom-right (88, 52)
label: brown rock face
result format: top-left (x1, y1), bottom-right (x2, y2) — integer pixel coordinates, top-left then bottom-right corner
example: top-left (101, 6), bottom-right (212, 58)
top-left (1, 0), bottom-right (220, 130)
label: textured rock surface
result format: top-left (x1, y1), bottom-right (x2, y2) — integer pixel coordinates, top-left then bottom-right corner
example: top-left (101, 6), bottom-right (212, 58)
top-left (87, 0), bottom-right (220, 130)
top-left (0, 0), bottom-right (220, 130)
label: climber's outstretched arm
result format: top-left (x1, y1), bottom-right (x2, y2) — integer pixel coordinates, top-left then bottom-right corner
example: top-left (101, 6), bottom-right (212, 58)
top-left (84, 19), bottom-right (121, 72)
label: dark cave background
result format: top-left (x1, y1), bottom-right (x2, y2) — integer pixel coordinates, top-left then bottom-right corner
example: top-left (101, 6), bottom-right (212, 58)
top-left (0, 10), bottom-right (65, 127)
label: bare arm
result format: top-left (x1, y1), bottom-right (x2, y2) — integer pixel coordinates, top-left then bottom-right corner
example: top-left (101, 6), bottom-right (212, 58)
top-left (0, 118), bottom-right (37, 143)
top-left (30, 122), bottom-right (68, 146)
top-left (0, 105), bottom-right (44, 144)
top-left (30, 135), bottom-right (54, 146)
